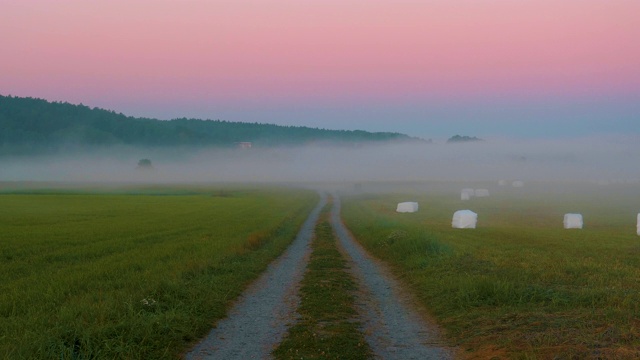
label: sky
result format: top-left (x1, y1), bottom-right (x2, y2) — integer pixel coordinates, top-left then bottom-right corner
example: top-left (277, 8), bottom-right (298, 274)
top-left (1, 0), bottom-right (639, 139)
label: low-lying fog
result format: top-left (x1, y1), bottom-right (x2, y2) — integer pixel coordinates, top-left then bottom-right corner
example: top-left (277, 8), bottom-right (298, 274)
top-left (1, 136), bottom-right (639, 184)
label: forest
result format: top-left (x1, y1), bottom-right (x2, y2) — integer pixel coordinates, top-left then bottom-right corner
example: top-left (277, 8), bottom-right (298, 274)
top-left (0, 95), bottom-right (417, 155)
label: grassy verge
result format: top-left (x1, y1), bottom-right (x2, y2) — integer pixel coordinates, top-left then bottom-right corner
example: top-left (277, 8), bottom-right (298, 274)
top-left (0, 187), bottom-right (317, 359)
top-left (273, 202), bottom-right (372, 360)
top-left (341, 183), bottom-right (640, 359)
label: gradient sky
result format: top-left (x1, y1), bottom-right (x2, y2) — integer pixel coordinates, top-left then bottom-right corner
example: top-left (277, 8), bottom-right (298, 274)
top-left (1, 0), bottom-right (638, 139)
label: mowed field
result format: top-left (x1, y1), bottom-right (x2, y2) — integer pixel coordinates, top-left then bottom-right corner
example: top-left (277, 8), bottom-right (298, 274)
top-left (341, 182), bottom-right (640, 359)
top-left (0, 185), bottom-right (317, 359)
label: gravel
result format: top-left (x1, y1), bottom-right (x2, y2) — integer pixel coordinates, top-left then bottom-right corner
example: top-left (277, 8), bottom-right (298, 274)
top-left (185, 194), bottom-right (327, 360)
top-left (186, 192), bottom-right (456, 359)
top-left (331, 194), bottom-right (455, 360)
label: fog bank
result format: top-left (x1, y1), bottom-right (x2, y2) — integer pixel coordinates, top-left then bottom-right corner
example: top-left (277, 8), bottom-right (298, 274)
top-left (1, 136), bottom-right (639, 184)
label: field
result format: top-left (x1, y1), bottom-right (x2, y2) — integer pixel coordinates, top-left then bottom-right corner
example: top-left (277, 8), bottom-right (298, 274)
top-left (3, 181), bottom-right (639, 359)
top-left (0, 185), bottom-right (317, 359)
top-left (341, 182), bottom-right (640, 359)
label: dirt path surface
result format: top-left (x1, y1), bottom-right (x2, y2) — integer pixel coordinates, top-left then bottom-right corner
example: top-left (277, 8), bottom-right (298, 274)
top-left (185, 193), bottom-right (454, 359)
top-left (330, 194), bottom-right (455, 360)
top-left (185, 194), bottom-right (327, 360)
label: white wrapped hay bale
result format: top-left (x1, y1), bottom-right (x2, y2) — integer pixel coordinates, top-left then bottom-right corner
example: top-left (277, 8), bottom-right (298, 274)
top-left (396, 202), bottom-right (419, 213)
top-left (512, 180), bottom-right (524, 188)
top-left (563, 213), bottom-right (583, 229)
top-left (474, 189), bottom-right (490, 197)
top-left (461, 192), bottom-right (470, 201)
top-left (452, 210), bottom-right (477, 229)
top-left (461, 188), bottom-right (475, 197)
top-left (498, 180), bottom-right (507, 186)
top-left (637, 213), bottom-right (640, 235)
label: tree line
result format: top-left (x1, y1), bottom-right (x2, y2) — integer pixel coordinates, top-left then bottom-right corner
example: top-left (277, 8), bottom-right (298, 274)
top-left (0, 95), bottom-right (418, 155)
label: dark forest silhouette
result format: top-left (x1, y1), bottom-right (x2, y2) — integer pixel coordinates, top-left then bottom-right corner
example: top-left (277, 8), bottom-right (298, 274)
top-left (0, 95), bottom-right (419, 155)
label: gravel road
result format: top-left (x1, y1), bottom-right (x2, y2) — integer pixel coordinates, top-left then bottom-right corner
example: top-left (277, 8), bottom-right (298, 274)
top-left (330, 194), bottom-right (455, 360)
top-left (186, 192), bottom-right (455, 359)
top-left (185, 193), bottom-right (327, 360)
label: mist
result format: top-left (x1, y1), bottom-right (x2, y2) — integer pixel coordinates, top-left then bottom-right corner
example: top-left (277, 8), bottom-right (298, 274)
top-left (1, 136), bottom-right (639, 185)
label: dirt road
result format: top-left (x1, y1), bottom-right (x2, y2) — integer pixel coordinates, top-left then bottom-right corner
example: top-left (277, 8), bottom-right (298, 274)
top-left (186, 193), bottom-right (454, 359)
top-left (185, 194), bottom-right (327, 359)
top-left (331, 194), bottom-right (454, 359)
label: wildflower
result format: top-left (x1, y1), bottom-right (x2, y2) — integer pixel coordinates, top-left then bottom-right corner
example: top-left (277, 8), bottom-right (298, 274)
top-left (140, 298), bottom-right (157, 306)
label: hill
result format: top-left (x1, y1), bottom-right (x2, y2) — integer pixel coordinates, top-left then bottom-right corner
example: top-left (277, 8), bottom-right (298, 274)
top-left (0, 95), bottom-right (418, 155)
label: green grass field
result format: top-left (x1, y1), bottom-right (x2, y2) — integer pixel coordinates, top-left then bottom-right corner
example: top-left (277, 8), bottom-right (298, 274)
top-left (0, 186), bottom-right (317, 359)
top-left (341, 182), bottom-right (640, 359)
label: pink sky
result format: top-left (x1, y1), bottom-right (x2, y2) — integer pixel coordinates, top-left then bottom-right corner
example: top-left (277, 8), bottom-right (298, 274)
top-left (1, 0), bottom-right (638, 136)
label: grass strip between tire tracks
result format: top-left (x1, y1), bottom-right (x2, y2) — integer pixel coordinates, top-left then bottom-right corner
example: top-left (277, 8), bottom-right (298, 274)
top-left (273, 201), bottom-right (372, 360)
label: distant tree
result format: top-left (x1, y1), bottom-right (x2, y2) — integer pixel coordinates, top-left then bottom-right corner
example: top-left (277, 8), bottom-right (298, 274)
top-left (137, 158), bottom-right (153, 170)
top-left (447, 135), bottom-right (483, 143)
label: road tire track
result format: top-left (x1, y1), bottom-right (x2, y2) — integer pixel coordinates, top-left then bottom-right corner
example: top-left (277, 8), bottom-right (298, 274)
top-left (330, 194), bottom-right (456, 360)
top-left (185, 193), bottom-right (327, 360)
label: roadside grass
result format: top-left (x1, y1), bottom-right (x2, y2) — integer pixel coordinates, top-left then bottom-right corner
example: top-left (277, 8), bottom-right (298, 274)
top-left (341, 182), bottom-right (640, 359)
top-left (273, 201), bottom-right (372, 360)
top-left (0, 187), bottom-right (317, 359)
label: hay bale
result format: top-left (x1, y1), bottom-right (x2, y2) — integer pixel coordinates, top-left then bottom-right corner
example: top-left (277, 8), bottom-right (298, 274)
top-left (563, 213), bottom-right (583, 229)
top-left (396, 202), bottom-right (419, 213)
top-left (637, 213), bottom-right (640, 236)
top-left (498, 180), bottom-right (507, 186)
top-left (512, 180), bottom-right (524, 188)
top-left (452, 210), bottom-right (477, 229)
top-left (461, 188), bottom-right (475, 197)
top-left (474, 189), bottom-right (490, 197)
top-left (461, 192), bottom-right (470, 201)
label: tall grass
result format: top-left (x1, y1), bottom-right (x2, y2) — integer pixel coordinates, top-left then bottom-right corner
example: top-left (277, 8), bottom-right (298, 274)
top-left (341, 183), bottom-right (640, 359)
top-left (0, 188), bottom-right (317, 359)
